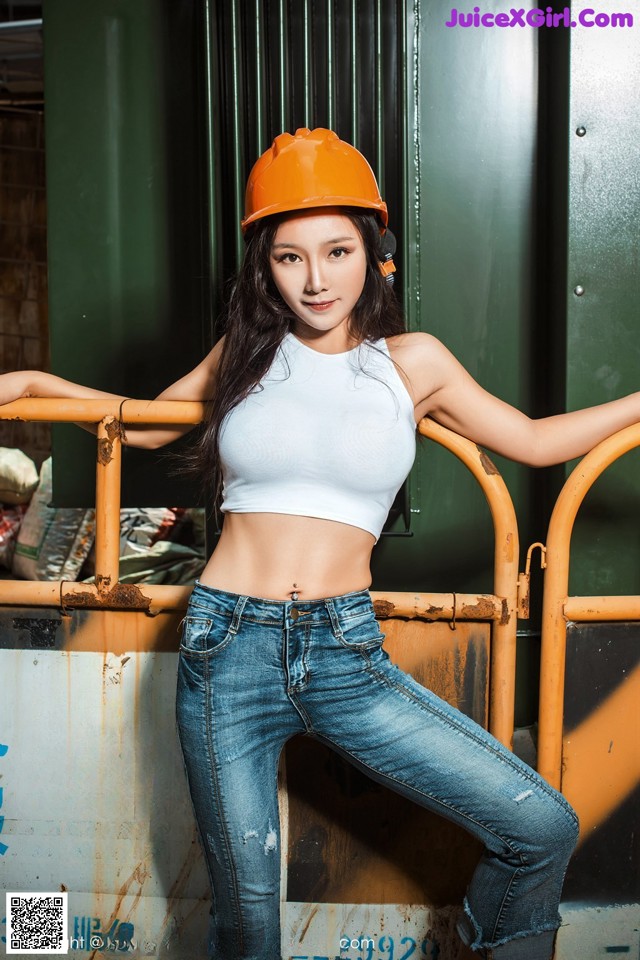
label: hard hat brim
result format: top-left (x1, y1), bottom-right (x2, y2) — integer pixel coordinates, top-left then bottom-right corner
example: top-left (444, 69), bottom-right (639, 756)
top-left (241, 196), bottom-right (389, 232)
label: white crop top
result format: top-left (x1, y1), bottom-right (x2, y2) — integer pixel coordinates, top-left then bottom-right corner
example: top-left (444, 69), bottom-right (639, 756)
top-left (218, 332), bottom-right (417, 541)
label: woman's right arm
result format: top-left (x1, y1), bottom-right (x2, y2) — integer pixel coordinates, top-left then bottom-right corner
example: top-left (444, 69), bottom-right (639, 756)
top-left (0, 336), bottom-right (224, 450)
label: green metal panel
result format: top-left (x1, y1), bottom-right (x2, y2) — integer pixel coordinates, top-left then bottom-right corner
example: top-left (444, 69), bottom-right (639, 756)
top-left (44, 0), bottom-right (207, 507)
top-left (396, 2), bottom-right (542, 725)
top-left (565, 0), bottom-right (640, 596)
top-left (373, 0), bottom-right (539, 596)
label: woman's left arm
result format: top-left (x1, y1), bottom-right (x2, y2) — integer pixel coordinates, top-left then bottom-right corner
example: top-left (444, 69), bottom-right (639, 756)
top-left (408, 333), bottom-right (640, 467)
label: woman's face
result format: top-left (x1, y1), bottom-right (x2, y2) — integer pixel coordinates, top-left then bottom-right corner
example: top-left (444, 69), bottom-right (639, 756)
top-left (269, 208), bottom-right (368, 341)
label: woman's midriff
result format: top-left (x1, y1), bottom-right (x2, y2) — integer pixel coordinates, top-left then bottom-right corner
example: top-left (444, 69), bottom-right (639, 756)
top-left (198, 512), bottom-right (375, 600)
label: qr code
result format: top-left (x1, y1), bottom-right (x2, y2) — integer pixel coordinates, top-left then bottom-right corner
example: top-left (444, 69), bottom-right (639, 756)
top-left (6, 892), bottom-right (68, 954)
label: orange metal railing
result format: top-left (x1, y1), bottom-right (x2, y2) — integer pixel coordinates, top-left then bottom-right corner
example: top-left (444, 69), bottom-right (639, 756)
top-left (0, 400), bottom-right (522, 747)
top-left (418, 418), bottom-right (520, 748)
top-left (0, 398), bottom-right (204, 612)
top-left (538, 422), bottom-right (640, 789)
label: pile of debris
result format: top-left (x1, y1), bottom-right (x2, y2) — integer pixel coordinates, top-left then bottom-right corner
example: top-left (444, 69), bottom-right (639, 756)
top-left (0, 448), bottom-right (206, 584)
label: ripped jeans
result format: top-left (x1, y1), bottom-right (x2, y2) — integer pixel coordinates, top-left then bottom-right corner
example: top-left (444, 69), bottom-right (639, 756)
top-left (175, 582), bottom-right (579, 960)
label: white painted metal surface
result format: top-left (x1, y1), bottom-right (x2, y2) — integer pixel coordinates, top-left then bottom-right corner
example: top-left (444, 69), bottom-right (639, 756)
top-left (1, 649), bottom-right (638, 958)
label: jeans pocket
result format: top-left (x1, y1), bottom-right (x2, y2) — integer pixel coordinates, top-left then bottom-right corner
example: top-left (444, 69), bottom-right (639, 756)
top-left (337, 611), bottom-right (386, 651)
top-left (179, 612), bottom-right (235, 657)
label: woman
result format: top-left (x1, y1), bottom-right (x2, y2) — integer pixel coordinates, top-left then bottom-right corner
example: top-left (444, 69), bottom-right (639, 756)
top-left (4, 128), bottom-right (640, 960)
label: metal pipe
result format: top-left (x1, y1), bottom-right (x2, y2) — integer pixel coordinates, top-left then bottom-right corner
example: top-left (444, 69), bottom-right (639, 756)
top-left (277, 0), bottom-right (288, 133)
top-left (230, 0), bottom-right (245, 265)
top-left (254, 0), bottom-right (266, 150)
top-left (372, 592), bottom-right (506, 622)
top-left (419, 417), bottom-right (520, 748)
top-left (0, 580), bottom-right (191, 613)
top-left (326, 0), bottom-right (335, 131)
top-left (403, 0), bottom-right (420, 333)
top-left (350, 0), bottom-right (358, 145)
top-left (94, 417), bottom-right (122, 592)
top-left (0, 398), bottom-right (204, 424)
top-left (538, 421), bottom-right (640, 789)
top-left (374, 0), bottom-right (384, 185)
top-left (302, 0), bottom-right (312, 127)
top-left (203, 0), bottom-right (222, 338)
top-left (0, 19), bottom-right (42, 33)
top-left (564, 595), bottom-right (640, 620)
top-left (0, 578), bottom-right (504, 621)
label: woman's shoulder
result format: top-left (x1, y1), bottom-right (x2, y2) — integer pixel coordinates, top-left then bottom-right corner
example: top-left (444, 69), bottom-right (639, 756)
top-left (383, 332), bottom-right (457, 408)
top-left (385, 331), bottom-right (447, 363)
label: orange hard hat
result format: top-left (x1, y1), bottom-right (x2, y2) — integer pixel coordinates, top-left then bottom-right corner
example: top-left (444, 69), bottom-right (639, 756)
top-left (241, 127), bottom-right (388, 232)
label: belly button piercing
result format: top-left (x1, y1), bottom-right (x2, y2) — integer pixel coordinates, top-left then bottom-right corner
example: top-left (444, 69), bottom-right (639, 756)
top-left (290, 582), bottom-right (299, 601)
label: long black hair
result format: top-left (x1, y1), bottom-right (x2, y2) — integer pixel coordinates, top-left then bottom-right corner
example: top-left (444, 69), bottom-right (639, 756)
top-left (183, 207), bottom-right (407, 503)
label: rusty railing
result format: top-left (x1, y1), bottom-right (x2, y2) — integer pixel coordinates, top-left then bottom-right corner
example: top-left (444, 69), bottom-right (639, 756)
top-left (538, 422), bottom-right (640, 789)
top-left (0, 401), bottom-right (522, 748)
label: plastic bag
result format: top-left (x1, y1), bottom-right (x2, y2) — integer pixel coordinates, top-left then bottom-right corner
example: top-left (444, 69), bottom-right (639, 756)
top-left (0, 447), bottom-right (39, 504)
top-left (12, 458), bottom-right (96, 581)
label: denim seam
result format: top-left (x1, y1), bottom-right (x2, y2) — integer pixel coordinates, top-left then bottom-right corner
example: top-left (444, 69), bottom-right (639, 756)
top-left (187, 612), bottom-right (374, 632)
top-left (336, 635), bottom-right (385, 652)
top-left (202, 654), bottom-right (246, 953)
top-left (179, 630), bottom-right (236, 658)
top-left (364, 658), bottom-right (579, 832)
top-left (461, 896), bottom-right (562, 953)
top-left (192, 582), bottom-right (370, 606)
top-left (301, 626), bottom-right (312, 682)
top-left (174, 686), bottom-right (219, 904)
top-left (281, 627), bottom-right (316, 734)
top-left (490, 863), bottom-right (522, 942)
top-left (184, 609), bottom-right (230, 620)
top-left (311, 725), bottom-right (519, 860)
top-left (285, 690), bottom-right (316, 734)
top-left (188, 606), bottom-right (369, 628)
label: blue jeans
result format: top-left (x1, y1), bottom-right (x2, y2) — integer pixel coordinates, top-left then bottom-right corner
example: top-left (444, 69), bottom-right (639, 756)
top-left (175, 582), bottom-right (579, 960)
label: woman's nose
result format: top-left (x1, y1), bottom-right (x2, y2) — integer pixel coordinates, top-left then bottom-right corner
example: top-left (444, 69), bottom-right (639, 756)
top-left (304, 259), bottom-right (328, 294)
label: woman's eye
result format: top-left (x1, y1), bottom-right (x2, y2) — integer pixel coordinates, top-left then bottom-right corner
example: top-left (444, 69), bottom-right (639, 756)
top-left (329, 247), bottom-right (350, 259)
top-left (274, 252), bottom-right (300, 264)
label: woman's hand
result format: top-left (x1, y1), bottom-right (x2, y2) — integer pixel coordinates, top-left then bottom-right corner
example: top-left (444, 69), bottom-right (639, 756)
top-left (397, 332), bottom-right (640, 467)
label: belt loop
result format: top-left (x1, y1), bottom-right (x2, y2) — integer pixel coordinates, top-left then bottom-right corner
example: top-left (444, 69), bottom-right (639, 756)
top-left (229, 595), bottom-right (248, 635)
top-left (324, 597), bottom-right (343, 639)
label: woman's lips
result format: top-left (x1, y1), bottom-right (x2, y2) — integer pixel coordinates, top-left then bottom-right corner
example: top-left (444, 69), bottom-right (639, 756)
top-left (304, 300), bottom-right (336, 312)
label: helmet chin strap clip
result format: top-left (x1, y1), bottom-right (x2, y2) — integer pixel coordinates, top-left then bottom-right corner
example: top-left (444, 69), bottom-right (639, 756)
top-left (378, 227), bottom-right (397, 284)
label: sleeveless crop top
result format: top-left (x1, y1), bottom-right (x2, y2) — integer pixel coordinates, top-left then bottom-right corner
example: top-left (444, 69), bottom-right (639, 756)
top-left (218, 332), bottom-right (417, 542)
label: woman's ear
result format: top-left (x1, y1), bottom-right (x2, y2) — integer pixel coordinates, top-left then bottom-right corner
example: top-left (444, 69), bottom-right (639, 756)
top-left (378, 227), bottom-right (397, 283)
